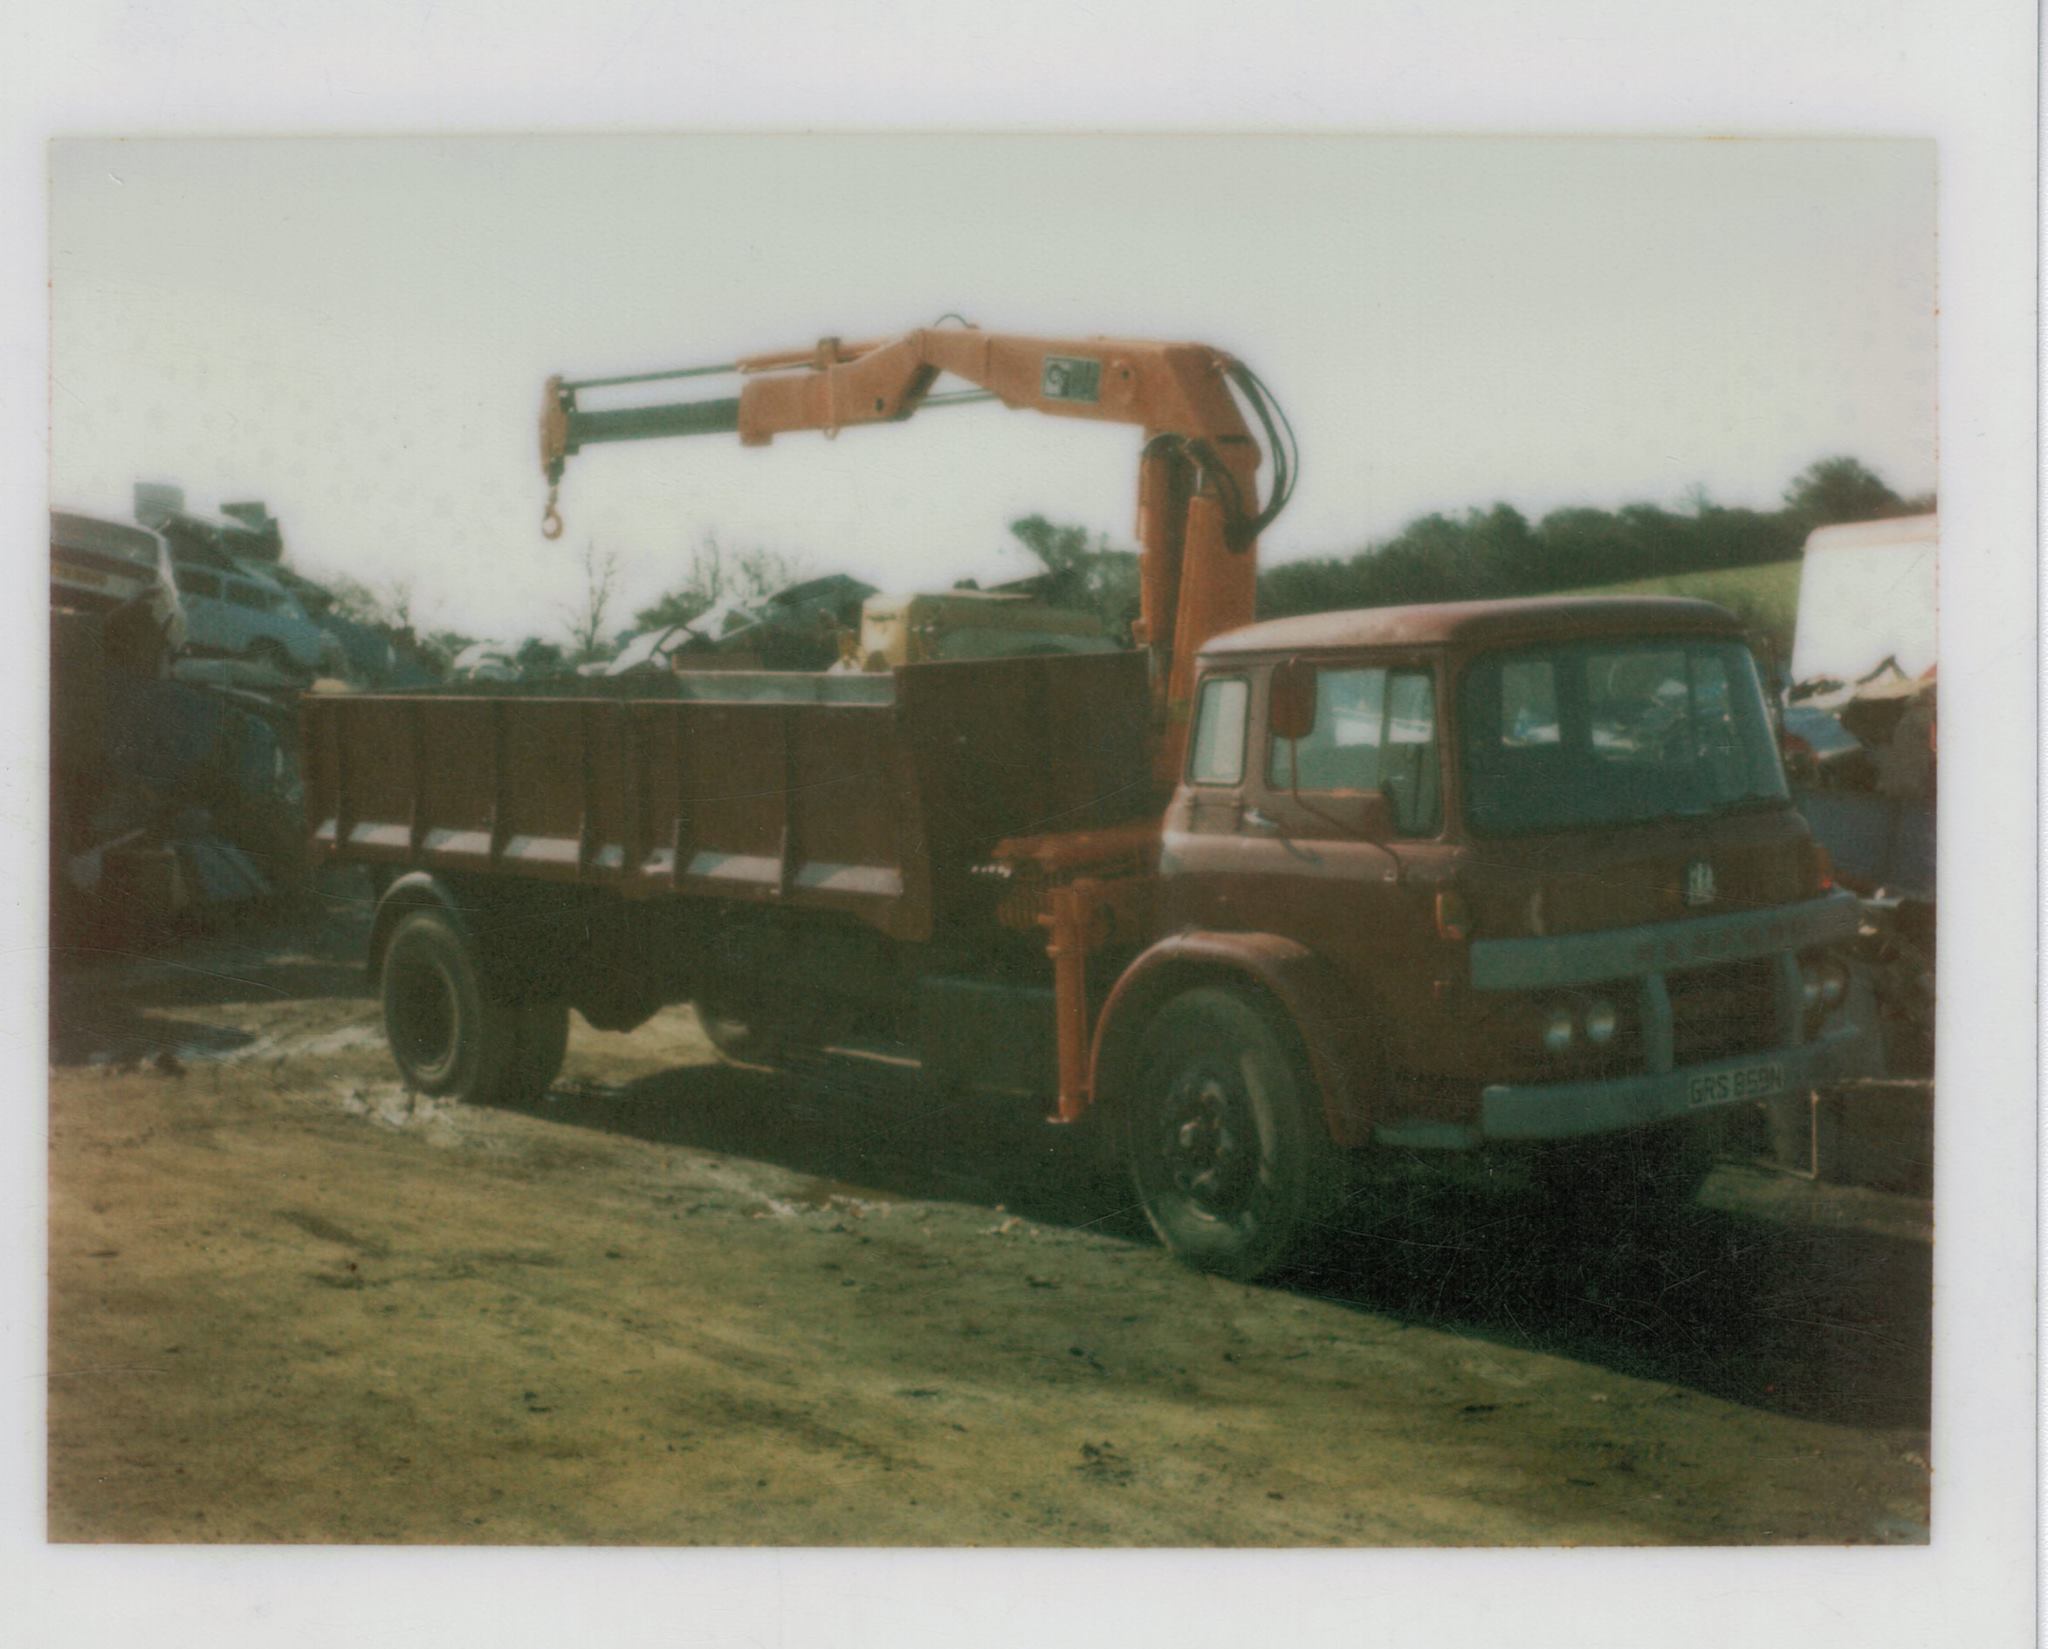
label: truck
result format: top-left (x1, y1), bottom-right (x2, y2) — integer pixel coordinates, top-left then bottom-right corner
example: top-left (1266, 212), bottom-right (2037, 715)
top-left (304, 325), bottom-right (1880, 1279)
top-left (1781, 514), bottom-right (1936, 930)
top-left (1774, 514), bottom-right (1937, 1176)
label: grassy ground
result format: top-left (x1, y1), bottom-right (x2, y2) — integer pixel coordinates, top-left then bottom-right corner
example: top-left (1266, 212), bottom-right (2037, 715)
top-left (46, 906), bottom-right (1931, 1546)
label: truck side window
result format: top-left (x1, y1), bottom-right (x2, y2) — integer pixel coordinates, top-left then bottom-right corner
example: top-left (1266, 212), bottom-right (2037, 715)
top-left (1188, 676), bottom-right (1249, 785)
top-left (1267, 667), bottom-right (1439, 834)
top-left (1380, 670), bottom-right (1441, 834)
top-left (1269, 667), bottom-right (1383, 792)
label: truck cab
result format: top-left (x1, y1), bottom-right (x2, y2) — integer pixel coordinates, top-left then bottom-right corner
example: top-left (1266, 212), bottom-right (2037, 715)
top-left (1156, 596), bottom-right (1875, 1165)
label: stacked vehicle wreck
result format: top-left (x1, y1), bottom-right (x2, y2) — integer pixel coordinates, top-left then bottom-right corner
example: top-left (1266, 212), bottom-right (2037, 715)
top-left (49, 488), bottom-right (411, 945)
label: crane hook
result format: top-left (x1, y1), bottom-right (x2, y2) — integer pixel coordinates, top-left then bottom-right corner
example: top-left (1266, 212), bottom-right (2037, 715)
top-left (541, 486), bottom-right (564, 540)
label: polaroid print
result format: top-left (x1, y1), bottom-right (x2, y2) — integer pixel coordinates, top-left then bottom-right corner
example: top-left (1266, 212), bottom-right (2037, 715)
top-left (45, 135), bottom-right (1939, 1554)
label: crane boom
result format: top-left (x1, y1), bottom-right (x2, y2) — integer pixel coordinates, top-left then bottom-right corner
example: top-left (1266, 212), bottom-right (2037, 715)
top-left (539, 326), bottom-right (1295, 780)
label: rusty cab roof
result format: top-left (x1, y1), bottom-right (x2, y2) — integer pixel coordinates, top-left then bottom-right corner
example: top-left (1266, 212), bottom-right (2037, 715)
top-left (1200, 595), bottom-right (1745, 659)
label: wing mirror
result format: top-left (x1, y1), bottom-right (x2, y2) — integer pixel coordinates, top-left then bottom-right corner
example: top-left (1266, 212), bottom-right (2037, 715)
top-left (1269, 656), bottom-right (1317, 742)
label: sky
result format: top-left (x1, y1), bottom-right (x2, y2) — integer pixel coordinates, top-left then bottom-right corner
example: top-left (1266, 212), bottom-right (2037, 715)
top-left (49, 135), bottom-right (1936, 644)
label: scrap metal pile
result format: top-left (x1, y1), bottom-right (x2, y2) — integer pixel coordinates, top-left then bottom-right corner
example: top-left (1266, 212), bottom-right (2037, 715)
top-left (51, 606), bottom-right (308, 945)
top-left (49, 486), bottom-right (392, 945)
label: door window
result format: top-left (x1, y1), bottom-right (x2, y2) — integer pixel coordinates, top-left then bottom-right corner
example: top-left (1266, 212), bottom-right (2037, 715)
top-left (1187, 676), bottom-right (1249, 786)
top-left (1380, 670), bottom-right (1441, 834)
top-left (1268, 665), bottom-right (1440, 833)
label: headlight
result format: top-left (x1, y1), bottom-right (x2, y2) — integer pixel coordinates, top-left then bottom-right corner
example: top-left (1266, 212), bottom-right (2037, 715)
top-left (1817, 960), bottom-right (1848, 1007)
top-left (1583, 999), bottom-right (1619, 1046)
top-left (1541, 1007), bottom-right (1575, 1054)
top-left (1800, 957), bottom-right (1850, 1012)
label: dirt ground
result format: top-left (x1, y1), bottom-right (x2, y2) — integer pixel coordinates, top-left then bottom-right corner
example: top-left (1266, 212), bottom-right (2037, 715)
top-left (47, 888), bottom-right (1932, 1546)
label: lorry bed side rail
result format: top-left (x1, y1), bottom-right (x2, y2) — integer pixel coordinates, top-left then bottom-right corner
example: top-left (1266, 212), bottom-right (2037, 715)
top-left (302, 650), bottom-right (1151, 945)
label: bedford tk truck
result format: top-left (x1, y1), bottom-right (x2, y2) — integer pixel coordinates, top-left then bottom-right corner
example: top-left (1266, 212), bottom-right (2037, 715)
top-left (306, 326), bottom-right (1879, 1278)
top-left (308, 591), bottom-right (1877, 1279)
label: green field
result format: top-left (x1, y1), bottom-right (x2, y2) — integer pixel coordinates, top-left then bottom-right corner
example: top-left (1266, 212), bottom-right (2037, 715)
top-left (1566, 559), bottom-right (1803, 647)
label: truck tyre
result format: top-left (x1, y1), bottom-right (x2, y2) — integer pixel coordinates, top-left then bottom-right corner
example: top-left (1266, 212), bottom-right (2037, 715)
top-left (504, 998), bottom-right (570, 1103)
top-left (1125, 987), bottom-right (1344, 1281)
top-left (381, 908), bottom-right (519, 1104)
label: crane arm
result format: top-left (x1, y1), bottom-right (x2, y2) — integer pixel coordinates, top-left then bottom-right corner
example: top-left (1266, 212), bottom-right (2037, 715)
top-left (539, 326), bottom-right (1296, 779)
top-left (543, 329), bottom-right (1256, 476)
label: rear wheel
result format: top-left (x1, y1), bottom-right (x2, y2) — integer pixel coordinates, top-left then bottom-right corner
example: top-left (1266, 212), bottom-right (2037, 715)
top-left (1124, 987), bottom-right (1344, 1281)
top-left (381, 909), bottom-right (518, 1104)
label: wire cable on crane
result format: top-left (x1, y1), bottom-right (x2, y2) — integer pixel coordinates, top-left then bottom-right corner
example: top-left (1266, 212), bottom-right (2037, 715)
top-left (1140, 361), bottom-right (1299, 552)
top-left (1227, 361), bottom-right (1299, 537)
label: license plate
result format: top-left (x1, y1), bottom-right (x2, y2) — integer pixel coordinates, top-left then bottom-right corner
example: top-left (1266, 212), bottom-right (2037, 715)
top-left (1687, 1062), bottom-right (1783, 1108)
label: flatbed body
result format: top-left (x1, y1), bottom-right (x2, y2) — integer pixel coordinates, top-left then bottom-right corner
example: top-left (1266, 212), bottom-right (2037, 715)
top-left (304, 650), bottom-right (1152, 945)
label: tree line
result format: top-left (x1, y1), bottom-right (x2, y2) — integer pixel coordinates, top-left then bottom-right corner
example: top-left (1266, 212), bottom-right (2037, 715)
top-left (1257, 455), bottom-right (1930, 620)
top-left (1005, 455), bottom-right (1929, 637)
top-left (670, 455), bottom-right (1927, 658)
top-left (323, 454), bottom-right (1928, 674)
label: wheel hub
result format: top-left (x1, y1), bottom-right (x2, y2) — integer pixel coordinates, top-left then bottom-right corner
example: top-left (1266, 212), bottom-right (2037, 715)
top-left (1162, 1069), bottom-right (1256, 1217)
top-left (389, 955), bottom-right (457, 1076)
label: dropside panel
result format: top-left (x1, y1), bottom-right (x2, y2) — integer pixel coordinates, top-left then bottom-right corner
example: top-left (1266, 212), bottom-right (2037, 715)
top-left (307, 651), bottom-right (1151, 947)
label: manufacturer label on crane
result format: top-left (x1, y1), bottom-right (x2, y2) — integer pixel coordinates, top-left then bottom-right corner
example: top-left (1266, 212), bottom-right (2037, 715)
top-left (1041, 355), bottom-right (1102, 404)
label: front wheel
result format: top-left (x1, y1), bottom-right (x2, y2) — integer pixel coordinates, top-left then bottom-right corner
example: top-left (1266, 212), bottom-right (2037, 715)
top-left (1124, 987), bottom-right (1344, 1281)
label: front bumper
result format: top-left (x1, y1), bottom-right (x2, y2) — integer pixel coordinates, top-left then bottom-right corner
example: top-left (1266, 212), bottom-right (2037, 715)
top-left (1478, 1012), bottom-right (1879, 1141)
top-left (1372, 889), bottom-right (1884, 1150)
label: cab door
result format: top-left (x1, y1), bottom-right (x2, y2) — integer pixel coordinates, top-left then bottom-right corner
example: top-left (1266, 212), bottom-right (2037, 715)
top-left (1249, 657), bottom-right (1449, 1032)
top-left (1160, 669), bottom-right (1263, 930)
top-left (1258, 660), bottom-right (1443, 846)
top-left (1165, 661), bottom-right (1432, 931)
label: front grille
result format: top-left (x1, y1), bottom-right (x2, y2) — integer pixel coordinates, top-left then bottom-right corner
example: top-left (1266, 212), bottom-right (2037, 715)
top-left (1666, 957), bottom-right (1780, 1065)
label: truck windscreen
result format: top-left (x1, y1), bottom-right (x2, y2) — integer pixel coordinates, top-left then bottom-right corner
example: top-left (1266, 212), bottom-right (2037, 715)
top-left (1459, 637), bottom-right (1788, 836)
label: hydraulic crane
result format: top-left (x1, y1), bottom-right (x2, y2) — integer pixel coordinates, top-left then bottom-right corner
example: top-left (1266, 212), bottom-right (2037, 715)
top-left (537, 323), bottom-right (1297, 784)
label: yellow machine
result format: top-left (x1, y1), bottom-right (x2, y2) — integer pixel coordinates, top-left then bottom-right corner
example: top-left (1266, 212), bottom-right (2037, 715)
top-left (848, 589), bottom-right (1118, 672)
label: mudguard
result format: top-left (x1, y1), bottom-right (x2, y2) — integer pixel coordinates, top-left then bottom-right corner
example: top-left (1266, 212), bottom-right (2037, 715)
top-left (366, 871), bottom-right (481, 987)
top-left (1091, 930), bottom-right (1383, 1148)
